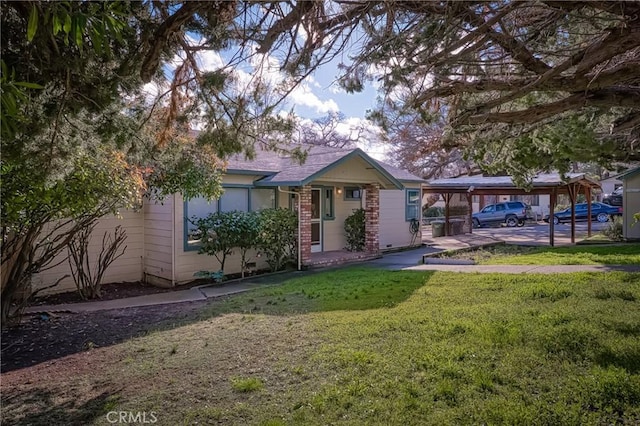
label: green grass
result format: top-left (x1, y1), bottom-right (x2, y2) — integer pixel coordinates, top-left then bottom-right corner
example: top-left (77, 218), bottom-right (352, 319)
top-left (484, 244), bottom-right (640, 265)
top-left (441, 243), bottom-right (640, 265)
top-left (231, 377), bottom-right (264, 393)
top-left (3, 268), bottom-right (640, 425)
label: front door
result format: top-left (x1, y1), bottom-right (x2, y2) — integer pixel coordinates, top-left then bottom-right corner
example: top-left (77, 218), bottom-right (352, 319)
top-left (311, 188), bottom-right (322, 252)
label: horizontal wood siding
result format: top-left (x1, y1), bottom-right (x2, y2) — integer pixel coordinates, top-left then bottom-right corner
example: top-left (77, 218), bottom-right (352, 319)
top-left (379, 187), bottom-right (417, 250)
top-left (322, 189), bottom-right (361, 251)
top-left (319, 157), bottom-right (389, 184)
top-left (31, 210), bottom-right (144, 294)
top-left (143, 198), bottom-right (173, 282)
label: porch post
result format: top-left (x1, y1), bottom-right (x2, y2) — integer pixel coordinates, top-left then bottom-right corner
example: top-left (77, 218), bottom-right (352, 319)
top-left (466, 192), bottom-right (473, 234)
top-left (299, 185), bottom-right (312, 266)
top-left (549, 189), bottom-right (556, 247)
top-left (568, 183), bottom-right (577, 244)
top-left (364, 183), bottom-right (380, 255)
top-left (586, 185), bottom-right (592, 237)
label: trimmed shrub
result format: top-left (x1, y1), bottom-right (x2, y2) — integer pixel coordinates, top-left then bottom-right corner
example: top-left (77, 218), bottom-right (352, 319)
top-left (194, 211), bottom-right (247, 272)
top-left (257, 208), bottom-right (297, 272)
top-left (344, 208), bottom-right (365, 252)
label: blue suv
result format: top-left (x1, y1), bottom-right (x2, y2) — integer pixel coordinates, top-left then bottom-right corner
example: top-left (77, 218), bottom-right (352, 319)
top-left (473, 201), bottom-right (533, 228)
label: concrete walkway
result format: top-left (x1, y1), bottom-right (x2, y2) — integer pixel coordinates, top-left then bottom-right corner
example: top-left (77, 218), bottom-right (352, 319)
top-left (402, 264), bottom-right (640, 274)
top-left (24, 242), bottom-right (639, 314)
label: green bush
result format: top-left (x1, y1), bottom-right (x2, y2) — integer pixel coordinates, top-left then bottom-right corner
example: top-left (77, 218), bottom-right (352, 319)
top-left (193, 211), bottom-right (247, 272)
top-left (601, 216), bottom-right (623, 241)
top-left (423, 206), bottom-right (444, 218)
top-left (235, 211), bottom-right (260, 277)
top-left (257, 208), bottom-right (297, 272)
top-left (344, 208), bottom-right (365, 252)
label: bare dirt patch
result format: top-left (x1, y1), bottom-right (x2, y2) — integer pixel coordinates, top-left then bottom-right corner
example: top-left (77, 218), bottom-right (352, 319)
top-left (1, 300), bottom-right (208, 373)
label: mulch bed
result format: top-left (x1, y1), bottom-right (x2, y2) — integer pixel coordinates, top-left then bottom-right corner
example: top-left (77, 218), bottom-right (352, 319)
top-left (2, 271), bottom-right (272, 374)
top-left (1, 299), bottom-right (209, 374)
top-left (29, 280), bottom-right (207, 306)
top-left (1, 280), bottom-right (220, 374)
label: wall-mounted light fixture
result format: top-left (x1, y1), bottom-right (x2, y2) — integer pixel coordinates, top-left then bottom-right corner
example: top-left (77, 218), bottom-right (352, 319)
top-left (337, 187), bottom-right (343, 195)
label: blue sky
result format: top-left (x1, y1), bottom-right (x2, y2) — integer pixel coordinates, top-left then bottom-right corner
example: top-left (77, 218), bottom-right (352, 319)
top-left (145, 39), bottom-right (389, 159)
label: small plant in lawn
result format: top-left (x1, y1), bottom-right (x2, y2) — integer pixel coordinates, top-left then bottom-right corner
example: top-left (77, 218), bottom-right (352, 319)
top-left (231, 377), bottom-right (264, 392)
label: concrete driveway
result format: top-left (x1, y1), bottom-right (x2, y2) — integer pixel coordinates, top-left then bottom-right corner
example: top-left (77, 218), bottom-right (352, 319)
top-left (472, 221), bottom-right (608, 245)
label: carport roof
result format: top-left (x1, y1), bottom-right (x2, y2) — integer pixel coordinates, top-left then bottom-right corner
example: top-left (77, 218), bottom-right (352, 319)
top-left (423, 173), bottom-right (601, 194)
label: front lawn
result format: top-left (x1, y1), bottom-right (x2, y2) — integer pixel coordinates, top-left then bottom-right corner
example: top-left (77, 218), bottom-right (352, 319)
top-left (440, 243), bottom-right (640, 265)
top-left (2, 268), bottom-right (640, 425)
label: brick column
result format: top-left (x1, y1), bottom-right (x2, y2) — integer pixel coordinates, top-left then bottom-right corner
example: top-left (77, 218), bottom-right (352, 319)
top-left (364, 183), bottom-right (380, 255)
top-left (299, 185), bottom-right (312, 266)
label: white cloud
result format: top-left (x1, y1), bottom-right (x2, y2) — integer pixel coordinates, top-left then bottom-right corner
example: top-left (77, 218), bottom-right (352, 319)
top-left (289, 83), bottom-right (339, 114)
top-left (197, 50), bottom-right (225, 72)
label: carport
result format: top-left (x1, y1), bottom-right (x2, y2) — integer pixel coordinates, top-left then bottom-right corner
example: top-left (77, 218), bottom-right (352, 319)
top-left (423, 174), bottom-right (601, 246)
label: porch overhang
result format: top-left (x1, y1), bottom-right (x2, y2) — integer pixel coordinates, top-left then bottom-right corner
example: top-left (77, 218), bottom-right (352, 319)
top-left (254, 149), bottom-right (404, 190)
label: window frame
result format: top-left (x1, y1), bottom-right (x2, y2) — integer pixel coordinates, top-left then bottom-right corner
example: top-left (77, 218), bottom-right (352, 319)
top-left (183, 185), bottom-right (277, 252)
top-left (344, 186), bottom-right (362, 201)
top-left (405, 188), bottom-right (420, 221)
top-left (320, 186), bottom-right (335, 220)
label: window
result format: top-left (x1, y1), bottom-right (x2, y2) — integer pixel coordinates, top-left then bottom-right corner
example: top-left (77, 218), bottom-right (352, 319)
top-left (184, 186), bottom-right (276, 250)
top-left (184, 196), bottom-right (218, 249)
top-left (344, 187), bottom-right (361, 201)
top-left (220, 187), bottom-right (249, 212)
top-left (251, 188), bottom-right (276, 211)
top-left (496, 204), bottom-right (505, 211)
top-left (405, 189), bottom-right (420, 221)
top-left (472, 195), bottom-right (480, 203)
top-left (323, 187), bottom-right (335, 219)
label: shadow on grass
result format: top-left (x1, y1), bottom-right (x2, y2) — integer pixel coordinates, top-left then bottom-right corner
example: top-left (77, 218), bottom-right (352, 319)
top-left (197, 267), bottom-right (435, 318)
top-left (1, 387), bottom-right (120, 426)
top-left (1, 267), bottom-right (433, 373)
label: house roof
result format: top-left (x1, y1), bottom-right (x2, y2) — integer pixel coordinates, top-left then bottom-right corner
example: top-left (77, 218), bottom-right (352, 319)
top-left (423, 173), bottom-right (601, 194)
top-left (225, 144), bottom-right (425, 188)
top-left (618, 166), bottom-right (640, 180)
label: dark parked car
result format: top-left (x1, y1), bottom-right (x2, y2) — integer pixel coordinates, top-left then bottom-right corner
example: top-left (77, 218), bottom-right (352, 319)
top-left (543, 202), bottom-right (622, 225)
top-left (472, 201), bottom-right (533, 228)
top-left (602, 187), bottom-right (623, 206)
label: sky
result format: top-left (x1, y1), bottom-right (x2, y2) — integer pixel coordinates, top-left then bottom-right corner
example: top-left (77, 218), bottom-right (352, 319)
top-left (144, 39), bottom-right (389, 161)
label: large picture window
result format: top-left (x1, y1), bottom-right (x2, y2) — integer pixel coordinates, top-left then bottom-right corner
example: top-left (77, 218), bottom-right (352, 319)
top-left (184, 186), bottom-right (276, 250)
top-left (185, 197), bottom-right (218, 248)
top-left (405, 189), bottom-right (420, 221)
top-left (251, 188), bottom-right (276, 211)
top-left (220, 187), bottom-right (249, 212)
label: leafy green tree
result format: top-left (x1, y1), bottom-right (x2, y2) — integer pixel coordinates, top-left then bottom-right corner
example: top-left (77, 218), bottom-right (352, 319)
top-left (247, 1), bottom-right (640, 179)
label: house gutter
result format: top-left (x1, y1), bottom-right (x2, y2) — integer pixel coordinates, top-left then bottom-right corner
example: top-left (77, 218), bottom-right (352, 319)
top-left (277, 186), bottom-right (301, 271)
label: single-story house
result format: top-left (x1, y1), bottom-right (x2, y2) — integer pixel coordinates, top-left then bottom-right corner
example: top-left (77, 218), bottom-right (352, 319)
top-left (619, 166), bottom-right (640, 241)
top-left (32, 144), bottom-right (425, 293)
top-left (599, 173), bottom-right (623, 200)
